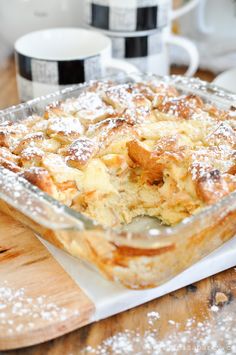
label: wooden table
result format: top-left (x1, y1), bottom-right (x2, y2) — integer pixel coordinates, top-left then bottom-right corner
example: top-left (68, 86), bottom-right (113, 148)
top-left (0, 58), bottom-right (235, 354)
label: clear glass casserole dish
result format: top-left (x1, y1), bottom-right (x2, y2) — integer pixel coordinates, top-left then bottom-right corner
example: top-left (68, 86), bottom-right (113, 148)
top-left (1, 73), bottom-right (236, 289)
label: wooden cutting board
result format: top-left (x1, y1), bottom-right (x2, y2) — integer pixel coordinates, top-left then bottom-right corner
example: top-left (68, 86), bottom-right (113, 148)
top-left (0, 212), bottom-right (95, 350)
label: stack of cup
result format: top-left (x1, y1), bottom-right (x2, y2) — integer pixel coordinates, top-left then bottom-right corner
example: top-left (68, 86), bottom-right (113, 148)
top-left (84, 0), bottom-right (199, 76)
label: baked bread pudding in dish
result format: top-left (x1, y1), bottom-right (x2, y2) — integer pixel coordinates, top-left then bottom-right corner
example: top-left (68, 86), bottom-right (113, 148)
top-left (1, 80), bottom-right (236, 229)
top-left (1, 77), bottom-right (236, 288)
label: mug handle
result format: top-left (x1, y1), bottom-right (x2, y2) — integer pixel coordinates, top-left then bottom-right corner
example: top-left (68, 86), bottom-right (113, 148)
top-left (197, 0), bottom-right (213, 34)
top-left (104, 58), bottom-right (140, 74)
top-left (171, 0), bottom-right (200, 20)
top-left (164, 34), bottom-right (199, 77)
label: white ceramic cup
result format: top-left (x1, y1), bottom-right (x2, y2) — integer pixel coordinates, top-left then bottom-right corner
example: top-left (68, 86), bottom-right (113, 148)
top-left (178, 0), bottom-right (236, 44)
top-left (213, 68), bottom-right (236, 94)
top-left (14, 28), bottom-right (138, 102)
top-left (85, 0), bottom-right (200, 32)
top-left (103, 28), bottom-right (199, 76)
top-left (197, 0), bottom-right (236, 39)
top-left (175, 1), bottom-right (236, 73)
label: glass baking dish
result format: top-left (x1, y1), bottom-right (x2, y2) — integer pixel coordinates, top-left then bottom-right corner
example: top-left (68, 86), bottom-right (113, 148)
top-left (1, 73), bottom-right (236, 289)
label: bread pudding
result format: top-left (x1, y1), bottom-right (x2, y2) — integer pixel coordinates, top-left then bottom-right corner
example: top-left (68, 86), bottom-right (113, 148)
top-left (1, 80), bottom-right (236, 228)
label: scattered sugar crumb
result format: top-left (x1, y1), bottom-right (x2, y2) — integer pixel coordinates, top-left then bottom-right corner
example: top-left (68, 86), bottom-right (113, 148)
top-left (168, 320), bottom-right (175, 325)
top-left (147, 311), bottom-right (160, 325)
top-left (211, 305), bottom-right (219, 312)
top-left (186, 318), bottom-right (195, 328)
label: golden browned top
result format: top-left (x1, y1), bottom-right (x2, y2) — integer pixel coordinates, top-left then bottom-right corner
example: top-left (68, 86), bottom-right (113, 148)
top-left (1, 80), bottom-right (236, 227)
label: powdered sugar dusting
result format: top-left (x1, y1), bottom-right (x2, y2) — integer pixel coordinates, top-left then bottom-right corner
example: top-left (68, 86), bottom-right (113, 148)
top-left (0, 281), bottom-right (80, 335)
top-left (21, 146), bottom-right (44, 159)
top-left (82, 303), bottom-right (236, 354)
top-left (147, 311), bottom-right (160, 325)
top-left (48, 117), bottom-right (84, 136)
top-left (66, 137), bottom-right (96, 165)
top-left (61, 91), bottom-right (115, 122)
top-left (210, 305), bottom-right (219, 313)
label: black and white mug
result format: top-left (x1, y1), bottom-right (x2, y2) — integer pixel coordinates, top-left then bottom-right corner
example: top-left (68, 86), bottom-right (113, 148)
top-left (103, 29), bottom-right (199, 76)
top-left (85, 0), bottom-right (200, 32)
top-left (15, 28), bottom-right (138, 102)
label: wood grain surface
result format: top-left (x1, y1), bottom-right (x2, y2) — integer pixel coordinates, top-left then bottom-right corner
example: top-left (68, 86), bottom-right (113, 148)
top-left (0, 212), bottom-right (94, 350)
top-left (0, 58), bottom-right (236, 354)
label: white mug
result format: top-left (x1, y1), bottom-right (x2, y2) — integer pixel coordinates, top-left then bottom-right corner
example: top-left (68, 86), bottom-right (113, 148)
top-left (104, 29), bottom-right (199, 76)
top-left (197, 0), bottom-right (236, 39)
top-left (176, 0), bottom-right (236, 72)
top-left (85, 0), bottom-right (200, 32)
top-left (177, 0), bottom-right (236, 43)
top-left (14, 28), bottom-right (138, 102)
